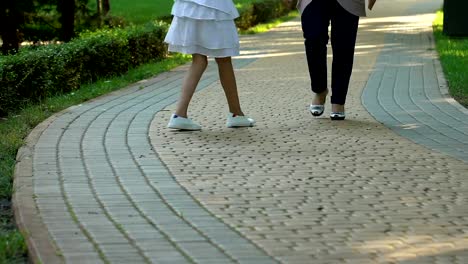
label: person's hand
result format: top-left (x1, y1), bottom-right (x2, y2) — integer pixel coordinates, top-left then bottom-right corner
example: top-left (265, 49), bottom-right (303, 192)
top-left (368, 0), bottom-right (377, 10)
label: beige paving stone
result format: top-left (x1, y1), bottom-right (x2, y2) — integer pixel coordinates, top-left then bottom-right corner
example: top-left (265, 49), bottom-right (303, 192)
top-left (150, 0), bottom-right (468, 263)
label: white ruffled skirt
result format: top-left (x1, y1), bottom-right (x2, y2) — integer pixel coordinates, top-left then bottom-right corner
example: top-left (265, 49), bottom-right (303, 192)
top-left (164, 0), bottom-right (240, 57)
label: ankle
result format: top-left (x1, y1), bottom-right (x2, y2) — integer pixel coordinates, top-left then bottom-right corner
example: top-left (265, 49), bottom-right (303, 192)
top-left (331, 104), bottom-right (345, 112)
top-left (174, 112), bottom-right (188, 118)
top-left (312, 89), bottom-right (328, 105)
top-left (230, 110), bottom-right (244, 116)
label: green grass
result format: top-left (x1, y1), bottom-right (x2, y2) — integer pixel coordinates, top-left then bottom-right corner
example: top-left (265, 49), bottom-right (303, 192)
top-left (433, 11), bottom-right (468, 107)
top-left (87, 0), bottom-right (173, 23)
top-left (89, 0), bottom-right (261, 25)
top-left (108, 0), bottom-right (174, 24)
top-left (0, 230), bottom-right (27, 264)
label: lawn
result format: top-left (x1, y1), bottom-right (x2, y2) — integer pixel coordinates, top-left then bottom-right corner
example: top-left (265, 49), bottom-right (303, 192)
top-left (91, 0), bottom-right (259, 25)
top-left (433, 11), bottom-right (468, 107)
top-left (106, 0), bottom-right (173, 24)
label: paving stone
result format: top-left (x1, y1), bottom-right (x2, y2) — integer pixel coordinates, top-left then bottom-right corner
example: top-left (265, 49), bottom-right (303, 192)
top-left (15, 1), bottom-right (468, 263)
top-left (149, 1), bottom-right (468, 263)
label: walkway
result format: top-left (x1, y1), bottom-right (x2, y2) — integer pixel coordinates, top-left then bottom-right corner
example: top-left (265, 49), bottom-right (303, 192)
top-left (14, 0), bottom-right (468, 263)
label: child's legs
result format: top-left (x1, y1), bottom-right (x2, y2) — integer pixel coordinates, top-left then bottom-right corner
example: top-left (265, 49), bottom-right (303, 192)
top-left (175, 54), bottom-right (208, 117)
top-left (215, 57), bottom-right (243, 116)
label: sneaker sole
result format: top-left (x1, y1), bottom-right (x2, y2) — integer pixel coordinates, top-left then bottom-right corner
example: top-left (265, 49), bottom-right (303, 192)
top-left (167, 125), bottom-right (201, 131)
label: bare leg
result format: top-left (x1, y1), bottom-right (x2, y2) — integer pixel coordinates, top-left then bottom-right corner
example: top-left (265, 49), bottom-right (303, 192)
top-left (215, 57), bottom-right (244, 116)
top-left (174, 54), bottom-right (208, 118)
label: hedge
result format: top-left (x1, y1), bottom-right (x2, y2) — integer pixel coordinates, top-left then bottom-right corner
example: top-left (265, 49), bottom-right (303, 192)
top-left (0, 0), bottom-right (297, 117)
top-left (236, 0), bottom-right (297, 30)
top-left (0, 21), bottom-right (168, 116)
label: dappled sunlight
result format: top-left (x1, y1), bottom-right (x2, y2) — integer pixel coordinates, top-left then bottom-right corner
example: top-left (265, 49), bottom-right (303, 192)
top-left (360, 14), bottom-right (437, 33)
top-left (240, 40), bottom-right (304, 46)
top-left (399, 123), bottom-right (422, 130)
top-left (355, 44), bottom-right (382, 50)
top-left (238, 11), bottom-right (439, 62)
top-left (354, 50), bottom-right (377, 56)
top-left (238, 24), bottom-right (306, 59)
top-left (238, 50), bottom-right (305, 59)
top-left (355, 234), bottom-right (468, 261)
top-left (397, 61), bottom-right (425, 67)
top-left (361, 14), bottom-right (436, 25)
top-left (353, 44), bottom-right (387, 56)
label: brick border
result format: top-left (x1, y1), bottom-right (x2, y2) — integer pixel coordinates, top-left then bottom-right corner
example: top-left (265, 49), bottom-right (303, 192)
top-left (13, 111), bottom-right (65, 264)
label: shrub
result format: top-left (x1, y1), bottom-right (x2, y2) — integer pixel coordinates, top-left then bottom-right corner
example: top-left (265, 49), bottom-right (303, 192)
top-left (127, 22), bottom-right (169, 66)
top-left (0, 21), bottom-right (169, 116)
top-left (252, 0), bottom-right (287, 24)
top-left (236, 4), bottom-right (256, 30)
top-left (236, 0), bottom-right (296, 30)
top-left (73, 29), bottom-right (130, 82)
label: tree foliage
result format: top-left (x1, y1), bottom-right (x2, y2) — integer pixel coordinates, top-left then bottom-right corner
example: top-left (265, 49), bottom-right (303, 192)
top-left (0, 0), bottom-right (107, 54)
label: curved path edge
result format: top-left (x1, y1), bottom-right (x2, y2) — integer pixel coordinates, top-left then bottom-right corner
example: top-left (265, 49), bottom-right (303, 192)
top-left (14, 110), bottom-right (67, 264)
top-left (13, 55), bottom-right (275, 263)
top-left (362, 10), bottom-right (468, 163)
top-left (434, 45), bottom-right (468, 116)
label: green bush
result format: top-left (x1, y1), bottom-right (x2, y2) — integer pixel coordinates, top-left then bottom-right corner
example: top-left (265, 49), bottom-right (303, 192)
top-left (236, 4), bottom-right (256, 30)
top-left (127, 22), bottom-right (169, 66)
top-left (236, 0), bottom-right (296, 30)
top-left (0, 49), bottom-right (56, 113)
top-left (253, 0), bottom-right (287, 23)
top-left (73, 29), bottom-right (130, 82)
top-left (0, 21), bottom-right (169, 116)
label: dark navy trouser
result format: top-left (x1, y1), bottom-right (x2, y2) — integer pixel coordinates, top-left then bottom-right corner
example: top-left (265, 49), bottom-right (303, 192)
top-left (301, 0), bottom-right (359, 105)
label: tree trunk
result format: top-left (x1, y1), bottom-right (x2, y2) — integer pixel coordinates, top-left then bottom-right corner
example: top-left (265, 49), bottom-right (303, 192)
top-left (0, 0), bottom-right (21, 55)
top-left (96, 0), bottom-right (102, 16)
top-left (102, 0), bottom-right (110, 16)
top-left (0, 26), bottom-right (20, 55)
top-left (57, 0), bottom-right (76, 42)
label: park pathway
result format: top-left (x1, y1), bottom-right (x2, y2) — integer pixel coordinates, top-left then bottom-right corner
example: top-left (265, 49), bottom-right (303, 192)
top-left (14, 0), bottom-right (468, 263)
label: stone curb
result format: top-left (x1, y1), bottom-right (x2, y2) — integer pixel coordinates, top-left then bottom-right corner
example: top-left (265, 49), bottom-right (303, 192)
top-left (12, 70), bottom-right (183, 264)
top-left (13, 110), bottom-right (65, 264)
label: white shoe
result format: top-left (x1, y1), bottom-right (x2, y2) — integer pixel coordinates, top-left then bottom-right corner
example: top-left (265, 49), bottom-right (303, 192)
top-left (167, 114), bottom-right (201, 130)
top-left (226, 113), bottom-right (255, 128)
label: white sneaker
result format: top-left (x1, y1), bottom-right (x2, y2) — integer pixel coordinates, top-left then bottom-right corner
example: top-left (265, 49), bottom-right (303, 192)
top-left (167, 114), bottom-right (201, 130)
top-left (226, 113), bottom-right (255, 128)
